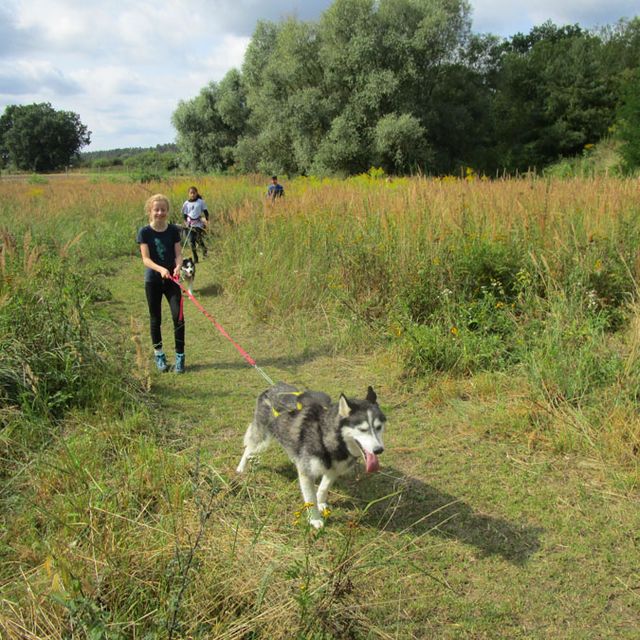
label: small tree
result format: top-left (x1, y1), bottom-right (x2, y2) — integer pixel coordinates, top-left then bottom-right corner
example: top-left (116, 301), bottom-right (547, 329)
top-left (0, 103), bottom-right (91, 172)
top-left (373, 112), bottom-right (432, 174)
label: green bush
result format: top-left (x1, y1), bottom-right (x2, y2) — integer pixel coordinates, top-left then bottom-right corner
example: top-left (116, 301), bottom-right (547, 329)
top-left (0, 250), bottom-right (140, 423)
top-left (403, 322), bottom-right (512, 376)
top-left (522, 300), bottom-right (624, 405)
top-left (403, 236), bottom-right (528, 324)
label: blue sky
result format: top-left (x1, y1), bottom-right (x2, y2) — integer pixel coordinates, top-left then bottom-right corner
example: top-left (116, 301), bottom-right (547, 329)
top-left (1, 0), bottom-right (637, 151)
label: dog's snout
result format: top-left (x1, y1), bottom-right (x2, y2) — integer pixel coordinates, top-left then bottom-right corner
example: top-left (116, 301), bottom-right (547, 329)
top-left (373, 446), bottom-right (384, 455)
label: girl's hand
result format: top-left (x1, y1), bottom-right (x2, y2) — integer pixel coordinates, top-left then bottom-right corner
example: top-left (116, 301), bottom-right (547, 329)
top-left (159, 267), bottom-right (171, 279)
top-left (172, 265), bottom-right (181, 278)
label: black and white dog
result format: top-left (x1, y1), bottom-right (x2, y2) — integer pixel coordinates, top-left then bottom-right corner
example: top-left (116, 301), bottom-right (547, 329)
top-left (180, 257), bottom-right (196, 295)
top-left (237, 382), bottom-right (386, 528)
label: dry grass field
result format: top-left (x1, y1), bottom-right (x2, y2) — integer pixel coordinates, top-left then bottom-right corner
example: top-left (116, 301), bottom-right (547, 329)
top-left (1, 173), bottom-right (639, 638)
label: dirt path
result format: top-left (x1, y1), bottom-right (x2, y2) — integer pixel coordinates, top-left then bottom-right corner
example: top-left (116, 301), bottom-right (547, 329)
top-left (110, 253), bottom-right (640, 638)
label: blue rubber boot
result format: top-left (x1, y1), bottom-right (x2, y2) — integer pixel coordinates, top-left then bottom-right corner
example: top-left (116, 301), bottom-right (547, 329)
top-left (154, 352), bottom-right (169, 373)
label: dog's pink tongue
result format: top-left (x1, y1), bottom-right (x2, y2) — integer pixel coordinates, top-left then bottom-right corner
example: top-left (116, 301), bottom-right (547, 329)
top-left (365, 452), bottom-right (380, 473)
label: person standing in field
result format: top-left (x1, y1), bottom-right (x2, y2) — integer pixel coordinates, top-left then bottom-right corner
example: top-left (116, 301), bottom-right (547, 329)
top-left (181, 185), bottom-right (209, 263)
top-left (266, 175), bottom-right (284, 201)
top-left (136, 194), bottom-right (186, 374)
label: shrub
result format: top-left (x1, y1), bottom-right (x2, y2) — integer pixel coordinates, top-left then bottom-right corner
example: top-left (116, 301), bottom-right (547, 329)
top-left (0, 233), bottom-right (141, 425)
top-left (522, 299), bottom-right (624, 406)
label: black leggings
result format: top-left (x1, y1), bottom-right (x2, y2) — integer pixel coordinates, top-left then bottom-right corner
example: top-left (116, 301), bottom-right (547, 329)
top-left (187, 227), bottom-right (207, 261)
top-left (144, 279), bottom-right (185, 353)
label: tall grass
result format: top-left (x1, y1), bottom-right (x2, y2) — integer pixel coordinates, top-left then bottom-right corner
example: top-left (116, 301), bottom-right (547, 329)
top-left (3, 172), bottom-right (640, 464)
top-left (0, 229), bottom-right (147, 494)
top-left (210, 174), bottom-right (640, 464)
top-left (1, 173), bottom-right (639, 638)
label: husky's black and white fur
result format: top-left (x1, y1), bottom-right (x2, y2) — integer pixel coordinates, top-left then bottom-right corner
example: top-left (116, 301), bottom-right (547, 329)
top-left (236, 382), bottom-right (386, 528)
top-left (180, 257), bottom-right (196, 295)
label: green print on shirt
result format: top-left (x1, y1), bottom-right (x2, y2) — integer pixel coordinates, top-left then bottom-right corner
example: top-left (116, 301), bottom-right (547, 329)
top-left (154, 237), bottom-right (166, 262)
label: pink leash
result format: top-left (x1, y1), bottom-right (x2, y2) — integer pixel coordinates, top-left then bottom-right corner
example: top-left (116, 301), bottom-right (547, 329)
top-left (171, 276), bottom-right (275, 386)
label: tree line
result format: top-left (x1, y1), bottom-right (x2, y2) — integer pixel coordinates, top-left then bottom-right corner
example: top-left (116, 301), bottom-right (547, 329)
top-left (172, 0), bottom-right (640, 176)
top-left (1, 0), bottom-right (638, 176)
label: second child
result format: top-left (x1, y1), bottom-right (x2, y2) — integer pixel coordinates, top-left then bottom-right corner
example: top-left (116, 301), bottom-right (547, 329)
top-left (181, 186), bottom-right (209, 263)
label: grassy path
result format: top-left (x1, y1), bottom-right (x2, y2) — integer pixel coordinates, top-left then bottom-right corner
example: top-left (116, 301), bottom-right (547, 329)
top-left (109, 254), bottom-right (640, 638)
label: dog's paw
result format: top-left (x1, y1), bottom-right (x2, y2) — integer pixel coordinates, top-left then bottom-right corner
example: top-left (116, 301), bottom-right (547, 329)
top-left (309, 516), bottom-right (324, 529)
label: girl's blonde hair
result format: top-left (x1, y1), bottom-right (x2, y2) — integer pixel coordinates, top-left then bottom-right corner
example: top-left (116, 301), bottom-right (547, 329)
top-left (145, 194), bottom-right (170, 220)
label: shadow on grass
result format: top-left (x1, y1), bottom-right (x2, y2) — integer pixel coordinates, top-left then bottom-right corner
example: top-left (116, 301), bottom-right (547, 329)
top-left (150, 349), bottom-right (330, 375)
top-left (207, 347), bottom-right (335, 372)
top-left (192, 282), bottom-right (224, 297)
top-left (267, 464), bottom-right (541, 565)
top-left (269, 463), bottom-right (541, 564)
top-left (345, 466), bottom-right (542, 565)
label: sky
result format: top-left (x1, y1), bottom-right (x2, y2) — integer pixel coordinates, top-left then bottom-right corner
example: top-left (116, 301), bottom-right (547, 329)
top-left (1, 0), bottom-right (637, 152)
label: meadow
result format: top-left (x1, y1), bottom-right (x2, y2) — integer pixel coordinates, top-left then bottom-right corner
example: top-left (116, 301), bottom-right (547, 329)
top-left (1, 172), bottom-right (639, 638)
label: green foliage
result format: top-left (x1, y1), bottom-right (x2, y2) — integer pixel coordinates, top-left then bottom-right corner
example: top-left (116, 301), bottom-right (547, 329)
top-left (404, 321), bottom-right (512, 376)
top-left (166, 9), bottom-right (640, 177)
top-left (312, 112), bottom-right (368, 175)
top-left (27, 173), bottom-right (48, 184)
top-left (492, 24), bottom-right (617, 172)
top-left (0, 224), bottom-right (150, 617)
top-left (172, 0), bottom-right (474, 176)
top-left (543, 139), bottom-right (623, 177)
top-left (244, 17), bottom-right (325, 175)
top-left (172, 77), bottom-right (246, 172)
top-left (81, 144), bottom-right (177, 169)
top-left (373, 113), bottom-right (432, 174)
top-left (0, 102), bottom-right (90, 172)
top-left (616, 66), bottom-right (640, 172)
top-left (0, 240), bottom-right (139, 426)
top-left (523, 299), bottom-right (624, 406)
top-left (123, 150), bottom-right (177, 172)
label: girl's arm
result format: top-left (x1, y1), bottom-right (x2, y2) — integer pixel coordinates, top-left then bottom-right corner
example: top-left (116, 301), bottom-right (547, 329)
top-left (140, 244), bottom-right (171, 279)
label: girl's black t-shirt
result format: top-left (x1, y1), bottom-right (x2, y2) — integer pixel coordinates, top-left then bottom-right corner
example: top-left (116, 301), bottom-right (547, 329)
top-left (136, 224), bottom-right (181, 283)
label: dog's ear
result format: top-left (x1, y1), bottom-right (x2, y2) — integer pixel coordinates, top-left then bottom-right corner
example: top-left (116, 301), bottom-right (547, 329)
top-left (366, 386), bottom-right (377, 404)
top-left (338, 393), bottom-right (351, 418)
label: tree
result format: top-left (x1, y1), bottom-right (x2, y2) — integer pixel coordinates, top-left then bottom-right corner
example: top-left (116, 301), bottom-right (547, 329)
top-left (373, 112), bottom-right (432, 173)
top-left (617, 67), bottom-right (640, 172)
top-left (241, 17), bottom-right (325, 175)
top-left (172, 74), bottom-right (247, 172)
top-left (0, 103), bottom-right (91, 172)
top-left (492, 23), bottom-right (615, 172)
top-left (313, 0), bottom-right (472, 174)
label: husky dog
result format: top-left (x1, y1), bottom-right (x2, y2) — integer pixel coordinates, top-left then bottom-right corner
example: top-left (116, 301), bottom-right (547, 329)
top-left (237, 382), bottom-right (385, 528)
top-left (180, 257), bottom-right (196, 295)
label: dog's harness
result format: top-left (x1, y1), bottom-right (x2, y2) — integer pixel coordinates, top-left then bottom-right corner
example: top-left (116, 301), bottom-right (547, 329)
top-left (268, 389), bottom-right (332, 418)
top-left (269, 390), bottom-right (304, 417)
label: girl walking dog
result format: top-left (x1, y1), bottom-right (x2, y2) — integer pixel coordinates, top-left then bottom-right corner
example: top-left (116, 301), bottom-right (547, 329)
top-left (136, 194), bottom-right (186, 373)
top-left (181, 185), bottom-right (209, 263)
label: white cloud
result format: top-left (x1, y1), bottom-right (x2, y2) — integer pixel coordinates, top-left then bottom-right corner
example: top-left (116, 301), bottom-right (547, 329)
top-left (470, 0), bottom-right (638, 35)
top-left (0, 60), bottom-right (82, 96)
top-left (184, 34), bottom-right (250, 82)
